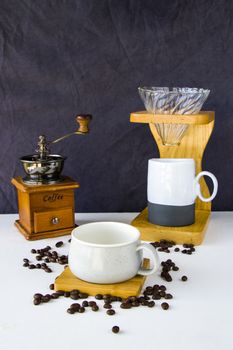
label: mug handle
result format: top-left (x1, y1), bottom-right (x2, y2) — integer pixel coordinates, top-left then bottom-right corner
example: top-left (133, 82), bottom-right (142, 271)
top-left (194, 171), bottom-right (218, 202)
top-left (136, 243), bottom-right (160, 276)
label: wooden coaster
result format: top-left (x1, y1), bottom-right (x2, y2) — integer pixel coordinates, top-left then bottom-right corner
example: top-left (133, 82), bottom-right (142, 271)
top-left (54, 258), bottom-right (150, 298)
top-left (131, 207), bottom-right (210, 245)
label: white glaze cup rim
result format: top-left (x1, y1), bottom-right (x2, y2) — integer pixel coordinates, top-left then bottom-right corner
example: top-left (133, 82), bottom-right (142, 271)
top-left (149, 158), bottom-right (194, 164)
top-left (71, 221), bottom-right (140, 248)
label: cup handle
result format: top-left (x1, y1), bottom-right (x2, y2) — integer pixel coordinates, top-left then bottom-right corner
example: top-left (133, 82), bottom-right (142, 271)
top-left (194, 171), bottom-right (218, 202)
top-left (136, 243), bottom-right (160, 276)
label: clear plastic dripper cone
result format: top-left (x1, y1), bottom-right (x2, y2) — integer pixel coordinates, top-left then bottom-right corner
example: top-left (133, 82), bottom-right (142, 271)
top-left (138, 87), bottom-right (210, 146)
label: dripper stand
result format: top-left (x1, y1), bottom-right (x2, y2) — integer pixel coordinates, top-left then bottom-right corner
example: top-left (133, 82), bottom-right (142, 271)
top-left (130, 111), bottom-right (215, 245)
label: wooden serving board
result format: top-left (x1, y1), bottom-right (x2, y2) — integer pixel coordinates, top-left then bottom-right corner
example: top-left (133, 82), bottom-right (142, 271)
top-left (54, 259), bottom-right (150, 298)
top-left (131, 208), bottom-right (210, 245)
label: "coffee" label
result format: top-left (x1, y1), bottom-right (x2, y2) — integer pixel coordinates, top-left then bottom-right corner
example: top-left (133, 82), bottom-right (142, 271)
top-left (43, 193), bottom-right (64, 202)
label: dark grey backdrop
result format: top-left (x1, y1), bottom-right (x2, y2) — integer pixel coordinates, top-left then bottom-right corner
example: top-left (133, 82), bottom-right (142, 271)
top-left (0, 0), bottom-right (231, 213)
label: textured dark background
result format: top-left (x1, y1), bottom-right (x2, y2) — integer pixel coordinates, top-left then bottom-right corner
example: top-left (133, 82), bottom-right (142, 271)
top-left (0, 0), bottom-right (232, 213)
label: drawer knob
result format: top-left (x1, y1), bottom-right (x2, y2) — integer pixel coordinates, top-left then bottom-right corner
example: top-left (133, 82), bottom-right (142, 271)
top-left (51, 217), bottom-right (60, 225)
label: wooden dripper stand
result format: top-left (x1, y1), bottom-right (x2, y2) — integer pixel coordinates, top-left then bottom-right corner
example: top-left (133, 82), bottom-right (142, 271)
top-left (130, 110), bottom-right (215, 245)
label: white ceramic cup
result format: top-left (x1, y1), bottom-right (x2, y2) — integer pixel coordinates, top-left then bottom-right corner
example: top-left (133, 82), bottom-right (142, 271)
top-left (148, 158), bottom-right (218, 226)
top-left (69, 222), bottom-right (159, 284)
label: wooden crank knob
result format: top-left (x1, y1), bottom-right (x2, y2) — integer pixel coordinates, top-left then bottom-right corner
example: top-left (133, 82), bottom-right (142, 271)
top-left (76, 114), bottom-right (92, 134)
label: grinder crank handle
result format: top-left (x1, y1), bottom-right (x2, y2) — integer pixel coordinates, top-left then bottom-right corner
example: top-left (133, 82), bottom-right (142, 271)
top-left (51, 114), bottom-right (92, 144)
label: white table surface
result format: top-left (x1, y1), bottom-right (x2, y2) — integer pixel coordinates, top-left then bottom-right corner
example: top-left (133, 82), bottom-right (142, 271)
top-left (0, 212), bottom-right (233, 350)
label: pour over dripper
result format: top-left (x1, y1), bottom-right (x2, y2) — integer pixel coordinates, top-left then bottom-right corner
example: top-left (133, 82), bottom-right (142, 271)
top-left (138, 87), bottom-right (210, 146)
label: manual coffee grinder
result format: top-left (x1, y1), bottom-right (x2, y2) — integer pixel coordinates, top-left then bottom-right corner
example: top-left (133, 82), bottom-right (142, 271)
top-left (11, 114), bottom-right (92, 240)
top-left (130, 87), bottom-right (215, 245)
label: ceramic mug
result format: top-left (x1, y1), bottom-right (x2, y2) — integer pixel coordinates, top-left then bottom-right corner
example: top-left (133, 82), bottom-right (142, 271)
top-left (69, 222), bottom-right (159, 284)
top-left (147, 158), bottom-right (218, 226)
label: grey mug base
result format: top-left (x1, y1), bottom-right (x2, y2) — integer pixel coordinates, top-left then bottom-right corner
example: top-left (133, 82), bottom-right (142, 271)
top-left (148, 202), bottom-right (195, 227)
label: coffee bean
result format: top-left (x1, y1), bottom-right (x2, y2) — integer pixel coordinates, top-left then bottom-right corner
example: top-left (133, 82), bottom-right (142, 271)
top-left (36, 263), bottom-right (41, 268)
top-left (95, 294), bottom-right (103, 300)
top-left (120, 303), bottom-right (131, 309)
top-left (36, 255), bottom-right (42, 261)
top-left (45, 268), bottom-right (52, 273)
top-left (23, 262), bottom-right (29, 267)
top-left (161, 272), bottom-right (172, 282)
top-left (78, 307), bottom-right (85, 313)
top-left (23, 258), bottom-right (29, 263)
top-left (174, 247), bottom-right (180, 252)
top-left (31, 249), bottom-right (36, 254)
top-left (49, 284), bottom-right (54, 290)
top-left (79, 293), bottom-right (88, 299)
top-left (70, 303), bottom-right (80, 312)
top-left (33, 299), bottom-right (41, 305)
top-left (161, 302), bottom-right (169, 310)
top-left (112, 326), bottom-right (120, 334)
top-left (88, 301), bottom-right (96, 307)
top-left (159, 291), bottom-right (166, 297)
top-left (29, 264), bottom-right (36, 269)
top-left (148, 301), bottom-right (155, 308)
top-left (132, 301), bottom-right (140, 307)
top-left (172, 266), bottom-right (179, 271)
top-left (64, 292), bottom-right (70, 297)
top-left (55, 241), bottom-right (63, 248)
top-left (164, 293), bottom-right (173, 299)
top-left (49, 257), bottom-right (57, 263)
top-left (68, 239), bottom-right (71, 243)
top-left (110, 296), bottom-right (118, 302)
top-left (126, 296), bottom-right (137, 303)
top-left (67, 308), bottom-right (75, 314)
top-left (159, 285), bottom-right (166, 291)
top-left (51, 293), bottom-right (60, 299)
top-left (70, 289), bottom-right (79, 295)
top-left (104, 303), bottom-right (112, 309)
top-left (82, 301), bottom-right (88, 307)
top-left (44, 258), bottom-right (49, 263)
top-left (182, 249), bottom-right (187, 254)
top-left (92, 305), bottom-right (99, 311)
top-left (34, 293), bottom-right (42, 299)
top-left (103, 294), bottom-right (111, 300)
top-left (70, 294), bottom-right (79, 300)
top-left (181, 275), bottom-right (188, 281)
top-left (152, 294), bottom-right (161, 300)
top-left (57, 290), bottom-right (65, 296)
top-left (107, 309), bottom-right (115, 315)
top-left (42, 295), bottom-right (50, 303)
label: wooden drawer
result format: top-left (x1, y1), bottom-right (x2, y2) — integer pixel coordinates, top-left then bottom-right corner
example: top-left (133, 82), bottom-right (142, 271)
top-left (34, 207), bottom-right (74, 233)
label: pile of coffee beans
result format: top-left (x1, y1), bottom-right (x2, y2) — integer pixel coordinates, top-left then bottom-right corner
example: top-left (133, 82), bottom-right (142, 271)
top-left (67, 300), bottom-right (99, 314)
top-left (23, 242), bottom-right (68, 273)
top-left (33, 284), bottom-right (173, 312)
top-left (150, 239), bottom-right (175, 253)
top-left (160, 258), bottom-right (180, 282)
top-left (27, 238), bottom-right (193, 334)
top-left (181, 244), bottom-right (195, 255)
top-left (151, 240), bottom-right (196, 255)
